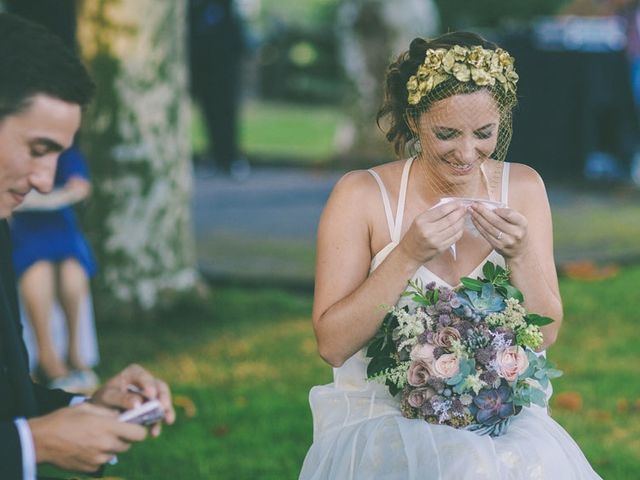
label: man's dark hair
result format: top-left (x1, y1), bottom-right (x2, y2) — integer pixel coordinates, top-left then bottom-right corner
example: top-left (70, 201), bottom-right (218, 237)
top-left (0, 13), bottom-right (95, 121)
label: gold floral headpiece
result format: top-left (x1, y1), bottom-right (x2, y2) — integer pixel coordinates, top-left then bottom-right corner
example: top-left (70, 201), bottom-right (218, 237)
top-left (406, 45), bottom-right (519, 105)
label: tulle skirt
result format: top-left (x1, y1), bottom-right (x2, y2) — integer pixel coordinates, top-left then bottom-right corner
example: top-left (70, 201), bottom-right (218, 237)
top-left (300, 382), bottom-right (602, 480)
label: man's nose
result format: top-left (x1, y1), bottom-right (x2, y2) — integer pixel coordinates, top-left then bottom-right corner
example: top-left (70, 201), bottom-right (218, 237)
top-left (29, 156), bottom-right (57, 193)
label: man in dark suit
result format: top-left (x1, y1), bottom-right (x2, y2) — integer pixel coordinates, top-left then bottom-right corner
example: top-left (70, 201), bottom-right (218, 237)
top-left (0, 13), bottom-right (175, 479)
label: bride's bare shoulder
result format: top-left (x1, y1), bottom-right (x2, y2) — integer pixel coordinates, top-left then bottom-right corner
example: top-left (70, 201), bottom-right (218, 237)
top-left (507, 162), bottom-right (549, 208)
top-left (329, 160), bottom-right (405, 204)
top-left (509, 162), bottom-right (547, 191)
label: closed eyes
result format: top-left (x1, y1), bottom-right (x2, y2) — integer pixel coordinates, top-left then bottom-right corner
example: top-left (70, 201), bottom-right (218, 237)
top-left (432, 124), bottom-right (496, 141)
top-left (29, 138), bottom-right (65, 157)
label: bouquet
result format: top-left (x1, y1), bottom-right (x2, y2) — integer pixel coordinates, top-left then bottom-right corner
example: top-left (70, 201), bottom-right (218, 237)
top-left (366, 262), bottom-right (562, 436)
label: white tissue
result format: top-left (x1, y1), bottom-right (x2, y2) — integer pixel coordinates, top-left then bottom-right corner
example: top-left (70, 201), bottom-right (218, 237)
top-left (430, 197), bottom-right (505, 261)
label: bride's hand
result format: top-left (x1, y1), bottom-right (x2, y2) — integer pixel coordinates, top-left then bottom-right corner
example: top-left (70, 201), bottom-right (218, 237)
top-left (470, 203), bottom-right (528, 259)
top-left (398, 201), bottom-right (466, 264)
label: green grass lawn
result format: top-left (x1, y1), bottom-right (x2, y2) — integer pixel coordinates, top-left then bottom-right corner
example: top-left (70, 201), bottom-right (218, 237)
top-left (192, 101), bottom-right (345, 165)
top-left (42, 266), bottom-right (640, 479)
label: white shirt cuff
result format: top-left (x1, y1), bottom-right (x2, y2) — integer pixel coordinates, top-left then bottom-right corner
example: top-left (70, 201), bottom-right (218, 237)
top-left (69, 395), bottom-right (88, 406)
top-left (14, 418), bottom-right (36, 480)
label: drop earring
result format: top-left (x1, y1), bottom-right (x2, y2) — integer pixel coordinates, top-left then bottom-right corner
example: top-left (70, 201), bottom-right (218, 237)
top-left (412, 138), bottom-right (422, 155)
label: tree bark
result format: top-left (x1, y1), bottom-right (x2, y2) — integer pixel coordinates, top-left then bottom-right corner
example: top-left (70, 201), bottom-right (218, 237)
top-left (77, 0), bottom-right (197, 310)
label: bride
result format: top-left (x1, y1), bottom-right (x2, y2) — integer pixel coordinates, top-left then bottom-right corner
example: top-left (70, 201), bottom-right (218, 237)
top-left (300, 32), bottom-right (601, 479)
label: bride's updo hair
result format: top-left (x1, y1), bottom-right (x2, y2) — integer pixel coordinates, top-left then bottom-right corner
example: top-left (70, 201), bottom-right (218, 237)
top-left (377, 32), bottom-right (518, 157)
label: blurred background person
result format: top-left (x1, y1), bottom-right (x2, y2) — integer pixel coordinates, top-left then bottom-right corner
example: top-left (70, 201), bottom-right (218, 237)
top-left (616, 0), bottom-right (640, 108)
top-left (10, 146), bottom-right (99, 392)
top-left (189, 0), bottom-right (251, 180)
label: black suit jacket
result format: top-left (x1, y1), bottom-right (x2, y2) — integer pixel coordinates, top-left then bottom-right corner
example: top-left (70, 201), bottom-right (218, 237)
top-left (0, 220), bottom-right (74, 479)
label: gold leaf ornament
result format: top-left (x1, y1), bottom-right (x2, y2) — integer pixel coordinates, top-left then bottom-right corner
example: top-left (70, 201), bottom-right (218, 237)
top-left (471, 68), bottom-right (494, 86)
top-left (405, 45), bottom-right (518, 105)
top-left (452, 63), bottom-right (471, 82)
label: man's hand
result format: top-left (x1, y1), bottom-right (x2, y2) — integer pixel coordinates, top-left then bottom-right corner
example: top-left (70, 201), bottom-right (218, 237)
top-left (28, 403), bottom-right (146, 473)
top-left (89, 364), bottom-right (175, 436)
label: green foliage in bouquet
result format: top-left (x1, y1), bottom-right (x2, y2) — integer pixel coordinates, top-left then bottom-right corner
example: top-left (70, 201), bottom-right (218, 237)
top-left (366, 309), bottom-right (402, 396)
top-left (462, 262), bottom-right (555, 329)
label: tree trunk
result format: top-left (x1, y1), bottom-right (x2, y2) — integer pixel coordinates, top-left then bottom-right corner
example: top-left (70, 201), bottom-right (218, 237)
top-left (77, 0), bottom-right (197, 310)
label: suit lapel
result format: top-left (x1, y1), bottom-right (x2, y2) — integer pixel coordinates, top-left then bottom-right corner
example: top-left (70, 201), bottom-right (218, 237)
top-left (0, 220), bottom-right (37, 417)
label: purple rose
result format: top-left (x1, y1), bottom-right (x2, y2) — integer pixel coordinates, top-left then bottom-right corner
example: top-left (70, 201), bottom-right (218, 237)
top-left (433, 326), bottom-right (462, 348)
top-left (407, 387), bottom-right (436, 408)
top-left (407, 360), bottom-right (433, 387)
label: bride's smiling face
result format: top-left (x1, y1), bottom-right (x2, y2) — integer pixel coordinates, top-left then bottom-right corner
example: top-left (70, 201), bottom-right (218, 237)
top-left (416, 90), bottom-right (500, 182)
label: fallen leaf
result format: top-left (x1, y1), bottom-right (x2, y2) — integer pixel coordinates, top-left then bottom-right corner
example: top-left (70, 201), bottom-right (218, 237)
top-left (554, 391), bottom-right (583, 411)
top-left (616, 399), bottom-right (629, 414)
top-left (587, 410), bottom-right (612, 422)
top-left (561, 261), bottom-right (620, 281)
top-left (212, 424), bottom-right (230, 437)
top-left (174, 394), bottom-right (197, 418)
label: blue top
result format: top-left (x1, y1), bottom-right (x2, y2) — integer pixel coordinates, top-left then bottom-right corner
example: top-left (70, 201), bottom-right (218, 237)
top-left (10, 147), bottom-right (97, 278)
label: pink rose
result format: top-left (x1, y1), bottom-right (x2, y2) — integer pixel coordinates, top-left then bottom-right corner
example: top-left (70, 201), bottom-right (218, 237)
top-left (432, 353), bottom-right (460, 379)
top-left (407, 387), bottom-right (436, 408)
top-left (433, 327), bottom-right (461, 348)
top-left (410, 343), bottom-right (435, 363)
top-left (496, 346), bottom-right (529, 382)
top-left (407, 360), bottom-right (433, 387)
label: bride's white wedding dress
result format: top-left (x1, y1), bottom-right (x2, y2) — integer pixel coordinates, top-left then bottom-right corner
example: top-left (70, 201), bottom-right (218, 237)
top-left (300, 158), bottom-right (601, 479)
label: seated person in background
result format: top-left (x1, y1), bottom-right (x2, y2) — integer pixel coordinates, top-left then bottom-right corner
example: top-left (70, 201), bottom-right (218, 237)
top-left (10, 145), bottom-right (100, 392)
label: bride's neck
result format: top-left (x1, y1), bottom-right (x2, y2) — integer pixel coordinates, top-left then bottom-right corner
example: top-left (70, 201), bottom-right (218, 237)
top-left (413, 164), bottom-right (486, 204)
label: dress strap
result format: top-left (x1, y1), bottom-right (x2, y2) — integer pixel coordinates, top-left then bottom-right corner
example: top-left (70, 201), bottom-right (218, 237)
top-left (392, 157), bottom-right (414, 242)
top-left (501, 162), bottom-right (510, 206)
top-left (367, 169), bottom-right (395, 241)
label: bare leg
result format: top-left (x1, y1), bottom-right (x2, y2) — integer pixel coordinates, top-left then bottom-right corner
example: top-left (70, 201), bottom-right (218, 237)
top-left (20, 261), bottom-right (68, 380)
top-left (57, 258), bottom-right (89, 371)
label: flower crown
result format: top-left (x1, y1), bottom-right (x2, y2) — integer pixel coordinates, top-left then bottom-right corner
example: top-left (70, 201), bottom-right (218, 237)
top-left (406, 45), bottom-right (519, 105)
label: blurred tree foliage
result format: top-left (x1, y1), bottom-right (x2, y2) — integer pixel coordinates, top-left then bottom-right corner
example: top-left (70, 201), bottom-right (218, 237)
top-left (259, 25), bottom-right (343, 104)
top-left (258, 0), bottom-right (570, 30)
top-left (255, 0), bottom-right (573, 105)
top-left (434, 0), bottom-right (570, 30)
